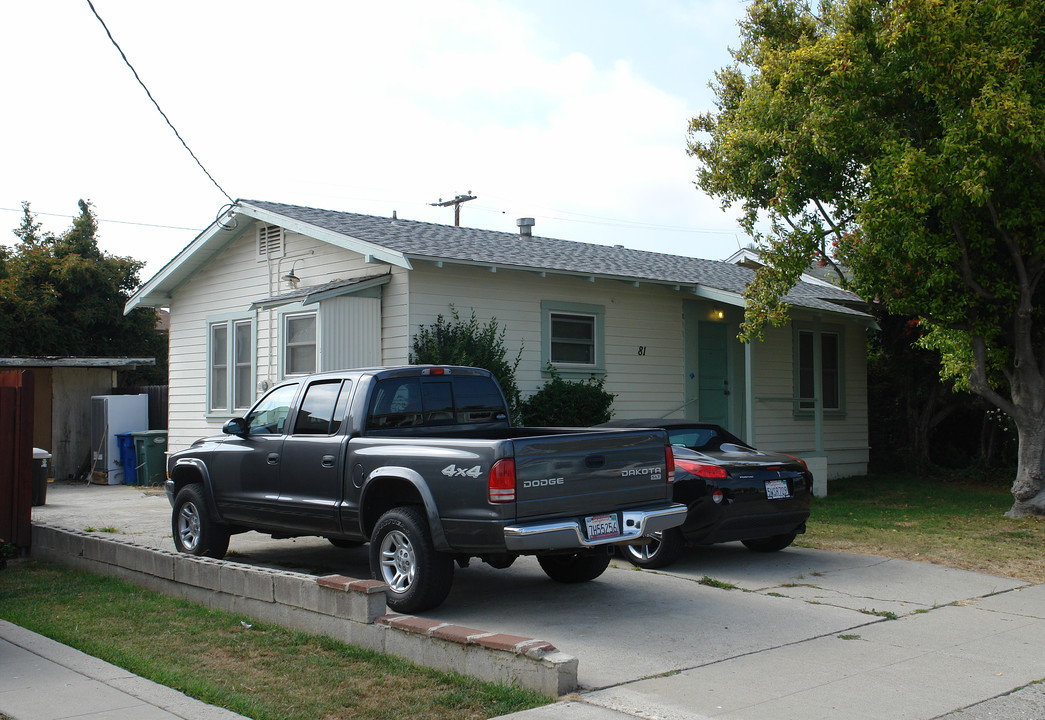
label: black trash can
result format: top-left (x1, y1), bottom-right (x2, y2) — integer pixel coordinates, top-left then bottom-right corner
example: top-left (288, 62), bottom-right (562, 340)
top-left (32, 448), bottom-right (52, 506)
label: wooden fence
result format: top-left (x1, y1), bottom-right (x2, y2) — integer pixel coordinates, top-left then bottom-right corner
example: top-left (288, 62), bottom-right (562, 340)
top-left (0, 370), bottom-right (34, 549)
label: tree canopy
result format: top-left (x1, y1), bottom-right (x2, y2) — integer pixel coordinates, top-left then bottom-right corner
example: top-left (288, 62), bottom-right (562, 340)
top-left (0, 201), bottom-right (165, 384)
top-left (689, 0), bottom-right (1045, 516)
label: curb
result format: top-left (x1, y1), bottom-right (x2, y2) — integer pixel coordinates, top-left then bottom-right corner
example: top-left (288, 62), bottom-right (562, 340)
top-left (29, 523), bottom-right (577, 696)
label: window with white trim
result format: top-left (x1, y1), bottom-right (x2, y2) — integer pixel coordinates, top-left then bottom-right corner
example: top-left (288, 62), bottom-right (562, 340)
top-left (541, 300), bottom-right (605, 376)
top-left (208, 317), bottom-right (255, 414)
top-left (550, 313), bottom-right (595, 364)
top-left (283, 311), bottom-right (317, 376)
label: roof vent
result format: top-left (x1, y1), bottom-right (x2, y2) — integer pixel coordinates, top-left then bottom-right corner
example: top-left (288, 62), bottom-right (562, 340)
top-left (517, 218), bottom-right (535, 237)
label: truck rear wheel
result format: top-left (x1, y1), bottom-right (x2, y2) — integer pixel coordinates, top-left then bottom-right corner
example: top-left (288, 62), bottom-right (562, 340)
top-left (172, 483), bottom-right (230, 559)
top-left (370, 506), bottom-right (454, 613)
top-left (537, 550), bottom-right (611, 583)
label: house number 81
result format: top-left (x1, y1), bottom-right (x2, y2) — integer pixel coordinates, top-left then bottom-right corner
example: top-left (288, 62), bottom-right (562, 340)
top-left (637, 346), bottom-right (646, 356)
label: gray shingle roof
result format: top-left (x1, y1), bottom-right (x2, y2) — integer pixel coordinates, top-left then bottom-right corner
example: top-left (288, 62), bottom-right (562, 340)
top-left (243, 200), bottom-right (869, 318)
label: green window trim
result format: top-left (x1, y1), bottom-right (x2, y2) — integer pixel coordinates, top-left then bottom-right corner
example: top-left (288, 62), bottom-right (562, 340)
top-left (205, 312), bottom-right (257, 420)
top-left (792, 323), bottom-right (846, 419)
top-left (540, 300), bottom-right (606, 378)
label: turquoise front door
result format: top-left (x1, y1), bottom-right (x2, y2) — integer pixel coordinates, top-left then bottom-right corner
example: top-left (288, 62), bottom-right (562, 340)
top-left (683, 302), bottom-right (731, 426)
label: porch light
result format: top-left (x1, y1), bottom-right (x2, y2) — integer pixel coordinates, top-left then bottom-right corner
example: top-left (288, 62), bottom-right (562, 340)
top-left (282, 262), bottom-right (301, 287)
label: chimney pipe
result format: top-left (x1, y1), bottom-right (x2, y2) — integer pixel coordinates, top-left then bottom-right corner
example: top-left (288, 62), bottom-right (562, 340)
top-left (517, 217), bottom-right (535, 237)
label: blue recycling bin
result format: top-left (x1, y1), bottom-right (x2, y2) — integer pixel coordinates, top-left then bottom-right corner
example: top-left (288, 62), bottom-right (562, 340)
top-left (116, 433), bottom-right (138, 485)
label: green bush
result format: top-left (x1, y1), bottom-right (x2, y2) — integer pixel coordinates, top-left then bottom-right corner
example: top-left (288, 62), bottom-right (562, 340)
top-left (411, 307), bottom-right (523, 417)
top-left (516, 368), bottom-right (616, 426)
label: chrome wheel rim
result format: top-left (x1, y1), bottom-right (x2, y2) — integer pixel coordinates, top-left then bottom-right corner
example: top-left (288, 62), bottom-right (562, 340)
top-left (378, 529), bottom-right (416, 593)
top-left (176, 501), bottom-right (202, 552)
top-left (627, 531), bottom-right (663, 562)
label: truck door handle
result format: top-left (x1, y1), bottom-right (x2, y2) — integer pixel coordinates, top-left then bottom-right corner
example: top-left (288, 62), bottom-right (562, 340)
top-left (321, 455), bottom-right (336, 468)
top-left (267, 453), bottom-right (280, 465)
top-left (585, 455), bottom-right (605, 469)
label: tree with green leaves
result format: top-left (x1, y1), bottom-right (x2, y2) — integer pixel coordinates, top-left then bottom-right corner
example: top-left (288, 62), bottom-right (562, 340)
top-left (410, 307), bottom-right (523, 419)
top-left (689, 0), bottom-right (1045, 516)
top-left (1, 201), bottom-right (165, 384)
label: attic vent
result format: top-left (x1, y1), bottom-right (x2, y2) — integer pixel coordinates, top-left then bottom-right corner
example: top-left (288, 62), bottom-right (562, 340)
top-left (257, 225), bottom-right (285, 260)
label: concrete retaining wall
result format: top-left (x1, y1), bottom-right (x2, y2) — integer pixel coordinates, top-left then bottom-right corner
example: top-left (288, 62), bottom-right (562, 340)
top-left (30, 523), bottom-right (577, 696)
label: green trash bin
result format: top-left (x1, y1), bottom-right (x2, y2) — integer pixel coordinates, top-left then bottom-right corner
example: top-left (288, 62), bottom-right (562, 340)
top-left (132, 430), bottom-right (168, 486)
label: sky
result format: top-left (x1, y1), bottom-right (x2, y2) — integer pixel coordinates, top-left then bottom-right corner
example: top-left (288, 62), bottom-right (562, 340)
top-left (0, 0), bottom-right (753, 281)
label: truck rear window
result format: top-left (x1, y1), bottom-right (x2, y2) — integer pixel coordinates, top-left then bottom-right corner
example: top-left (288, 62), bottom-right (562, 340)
top-left (367, 375), bottom-right (507, 429)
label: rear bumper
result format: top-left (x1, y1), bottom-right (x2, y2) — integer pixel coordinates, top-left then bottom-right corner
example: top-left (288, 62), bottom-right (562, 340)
top-left (503, 503), bottom-right (688, 552)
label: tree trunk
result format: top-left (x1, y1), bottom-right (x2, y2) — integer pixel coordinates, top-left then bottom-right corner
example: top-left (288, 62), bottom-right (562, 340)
top-left (1008, 415), bottom-right (1045, 518)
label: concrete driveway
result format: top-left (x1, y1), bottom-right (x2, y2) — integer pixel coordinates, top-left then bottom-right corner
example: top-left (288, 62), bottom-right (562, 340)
top-left (31, 481), bottom-right (1045, 720)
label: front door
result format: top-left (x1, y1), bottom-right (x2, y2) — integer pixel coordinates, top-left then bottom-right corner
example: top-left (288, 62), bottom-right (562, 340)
top-left (683, 302), bottom-right (732, 427)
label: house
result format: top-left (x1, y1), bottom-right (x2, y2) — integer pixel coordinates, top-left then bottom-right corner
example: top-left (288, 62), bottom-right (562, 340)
top-left (0, 357), bottom-right (156, 480)
top-left (126, 200), bottom-right (874, 483)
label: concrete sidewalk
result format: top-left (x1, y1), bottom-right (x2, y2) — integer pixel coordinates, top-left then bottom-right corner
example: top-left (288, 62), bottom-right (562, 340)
top-left (0, 620), bottom-right (248, 720)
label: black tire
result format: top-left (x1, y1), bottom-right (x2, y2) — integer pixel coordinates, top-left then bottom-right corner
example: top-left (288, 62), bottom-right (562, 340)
top-left (622, 528), bottom-right (685, 569)
top-left (328, 537), bottom-right (363, 549)
top-left (172, 483), bottom-right (230, 559)
top-left (369, 506), bottom-right (454, 613)
top-left (537, 550), bottom-right (611, 583)
top-left (742, 531), bottom-right (798, 553)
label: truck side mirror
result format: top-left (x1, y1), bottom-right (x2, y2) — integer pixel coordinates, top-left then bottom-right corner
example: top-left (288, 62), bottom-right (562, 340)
top-left (223, 417), bottom-right (248, 436)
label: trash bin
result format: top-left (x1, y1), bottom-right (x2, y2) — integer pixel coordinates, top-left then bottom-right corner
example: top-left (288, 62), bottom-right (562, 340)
top-left (32, 448), bottom-right (52, 506)
top-left (132, 430), bottom-right (168, 486)
top-left (116, 433), bottom-right (138, 485)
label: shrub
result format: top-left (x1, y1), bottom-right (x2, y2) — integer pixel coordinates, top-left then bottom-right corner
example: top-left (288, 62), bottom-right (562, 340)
top-left (411, 307), bottom-right (523, 417)
top-left (516, 368), bottom-right (616, 426)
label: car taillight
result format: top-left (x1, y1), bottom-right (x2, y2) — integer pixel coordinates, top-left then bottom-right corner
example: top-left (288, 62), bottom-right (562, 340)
top-left (674, 457), bottom-right (728, 479)
top-left (488, 458), bottom-right (516, 503)
top-left (781, 454), bottom-right (809, 471)
top-left (665, 445), bottom-right (676, 484)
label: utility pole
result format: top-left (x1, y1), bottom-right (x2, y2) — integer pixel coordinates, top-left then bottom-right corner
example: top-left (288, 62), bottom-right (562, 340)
top-left (430, 193), bottom-right (476, 226)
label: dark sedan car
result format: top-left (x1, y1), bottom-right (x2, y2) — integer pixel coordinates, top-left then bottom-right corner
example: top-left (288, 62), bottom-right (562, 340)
top-left (597, 419), bottom-right (813, 568)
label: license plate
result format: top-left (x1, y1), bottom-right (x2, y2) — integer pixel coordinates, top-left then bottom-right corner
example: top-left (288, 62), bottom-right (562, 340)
top-left (585, 512), bottom-right (620, 540)
top-left (765, 479), bottom-right (791, 500)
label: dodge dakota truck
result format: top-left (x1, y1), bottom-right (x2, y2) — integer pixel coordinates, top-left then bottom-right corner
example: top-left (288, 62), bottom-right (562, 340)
top-left (166, 365), bottom-right (686, 612)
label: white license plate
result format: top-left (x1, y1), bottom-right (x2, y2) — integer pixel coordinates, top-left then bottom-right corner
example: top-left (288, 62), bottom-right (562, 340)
top-left (765, 479), bottom-right (791, 500)
top-left (585, 512), bottom-right (620, 540)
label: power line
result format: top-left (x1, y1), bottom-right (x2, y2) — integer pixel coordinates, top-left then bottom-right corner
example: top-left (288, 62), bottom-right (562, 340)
top-left (85, 0), bottom-right (233, 204)
top-left (0, 206), bottom-right (201, 233)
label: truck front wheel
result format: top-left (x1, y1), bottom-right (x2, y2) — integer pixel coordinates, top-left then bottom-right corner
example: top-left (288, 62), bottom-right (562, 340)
top-left (537, 550), bottom-right (611, 583)
top-left (172, 483), bottom-right (230, 559)
top-left (369, 506), bottom-right (454, 613)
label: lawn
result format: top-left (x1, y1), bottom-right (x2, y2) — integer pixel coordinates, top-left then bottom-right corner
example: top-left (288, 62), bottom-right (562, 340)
top-left (797, 473), bottom-right (1045, 583)
top-left (0, 562), bottom-right (551, 720)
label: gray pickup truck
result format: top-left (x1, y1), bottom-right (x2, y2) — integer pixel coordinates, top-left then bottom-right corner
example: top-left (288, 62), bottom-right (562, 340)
top-left (166, 365), bottom-right (686, 611)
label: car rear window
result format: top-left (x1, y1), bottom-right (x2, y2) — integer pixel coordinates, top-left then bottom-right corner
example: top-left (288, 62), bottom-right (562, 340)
top-left (367, 375), bottom-right (507, 430)
top-left (668, 426), bottom-right (749, 451)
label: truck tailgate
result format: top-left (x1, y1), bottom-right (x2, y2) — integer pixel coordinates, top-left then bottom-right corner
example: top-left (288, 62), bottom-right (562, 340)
top-left (512, 428), bottom-right (671, 519)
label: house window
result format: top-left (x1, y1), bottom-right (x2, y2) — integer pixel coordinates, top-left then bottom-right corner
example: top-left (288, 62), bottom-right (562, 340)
top-left (550, 313), bottom-right (595, 364)
top-left (284, 312), bottom-right (317, 376)
top-left (541, 300), bottom-right (605, 376)
top-left (208, 316), bottom-right (255, 414)
top-left (796, 328), bottom-right (842, 413)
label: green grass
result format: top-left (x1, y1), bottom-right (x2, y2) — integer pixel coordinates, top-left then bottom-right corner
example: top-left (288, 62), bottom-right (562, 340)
top-left (0, 562), bottom-right (551, 720)
top-left (797, 473), bottom-right (1045, 583)
top-left (699, 575), bottom-right (740, 591)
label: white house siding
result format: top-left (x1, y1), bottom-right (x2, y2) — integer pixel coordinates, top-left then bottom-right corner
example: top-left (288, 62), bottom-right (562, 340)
top-left (166, 223), bottom-right (395, 452)
top-left (748, 319), bottom-right (869, 478)
top-left (404, 262), bottom-right (685, 419)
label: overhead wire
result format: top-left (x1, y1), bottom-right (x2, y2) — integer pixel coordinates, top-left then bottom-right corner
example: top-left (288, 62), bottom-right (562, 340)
top-left (85, 0), bottom-right (234, 204)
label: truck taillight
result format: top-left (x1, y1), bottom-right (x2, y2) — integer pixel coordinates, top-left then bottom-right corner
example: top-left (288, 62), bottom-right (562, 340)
top-left (665, 445), bottom-right (676, 484)
top-left (488, 458), bottom-right (516, 503)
